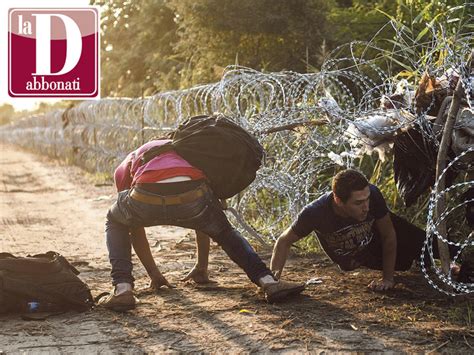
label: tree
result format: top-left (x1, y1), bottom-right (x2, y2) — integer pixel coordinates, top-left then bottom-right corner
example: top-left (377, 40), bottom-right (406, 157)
top-left (326, 0), bottom-right (471, 78)
top-left (0, 104), bottom-right (15, 126)
top-left (91, 0), bottom-right (469, 96)
top-left (92, 0), bottom-right (178, 97)
top-left (168, 0), bottom-right (335, 86)
top-left (327, 0), bottom-right (396, 45)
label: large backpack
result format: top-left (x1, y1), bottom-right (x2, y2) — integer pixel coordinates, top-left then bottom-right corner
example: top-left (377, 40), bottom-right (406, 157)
top-left (142, 114), bottom-right (265, 199)
top-left (0, 251), bottom-right (93, 314)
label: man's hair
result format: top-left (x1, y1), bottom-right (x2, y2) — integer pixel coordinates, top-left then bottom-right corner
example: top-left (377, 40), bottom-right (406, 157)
top-left (332, 169), bottom-right (369, 203)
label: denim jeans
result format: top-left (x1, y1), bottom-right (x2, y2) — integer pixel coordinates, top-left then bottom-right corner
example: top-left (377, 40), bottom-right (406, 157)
top-left (361, 212), bottom-right (447, 271)
top-left (105, 184), bottom-right (272, 286)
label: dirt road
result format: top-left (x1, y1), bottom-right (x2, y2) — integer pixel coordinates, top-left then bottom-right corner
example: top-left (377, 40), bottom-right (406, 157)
top-left (0, 144), bottom-right (472, 352)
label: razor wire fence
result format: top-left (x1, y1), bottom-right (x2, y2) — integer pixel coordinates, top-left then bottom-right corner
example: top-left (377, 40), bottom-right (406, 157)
top-left (1, 26), bottom-right (473, 295)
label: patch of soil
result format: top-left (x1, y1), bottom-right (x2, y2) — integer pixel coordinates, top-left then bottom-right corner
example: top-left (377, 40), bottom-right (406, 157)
top-left (0, 144), bottom-right (472, 352)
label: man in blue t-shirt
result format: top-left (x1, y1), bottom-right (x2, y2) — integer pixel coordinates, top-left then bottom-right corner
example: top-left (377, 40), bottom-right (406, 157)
top-left (271, 169), bottom-right (435, 291)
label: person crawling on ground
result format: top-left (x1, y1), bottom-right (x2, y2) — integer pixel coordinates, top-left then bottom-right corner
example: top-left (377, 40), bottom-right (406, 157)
top-left (271, 168), bottom-right (457, 291)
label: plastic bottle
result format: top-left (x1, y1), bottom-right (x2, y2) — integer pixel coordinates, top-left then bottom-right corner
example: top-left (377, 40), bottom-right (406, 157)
top-left (25, 300), bottom-right (57, 313)
top-left (27, 301), bottom-right (41, 312)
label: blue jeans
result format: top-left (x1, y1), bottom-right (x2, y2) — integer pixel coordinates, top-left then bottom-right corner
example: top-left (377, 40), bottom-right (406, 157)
top-left (105, 184), bottom-right (272, 286)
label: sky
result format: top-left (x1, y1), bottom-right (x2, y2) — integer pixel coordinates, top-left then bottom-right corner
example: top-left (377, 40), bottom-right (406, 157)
top-left (0, 0), bottom-right (90, 111)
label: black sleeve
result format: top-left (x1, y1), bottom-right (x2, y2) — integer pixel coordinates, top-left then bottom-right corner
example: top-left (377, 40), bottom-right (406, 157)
top-left (290, 200), bottom-right (323, 238)
top-left (370, 185), bottom-right (390, 219)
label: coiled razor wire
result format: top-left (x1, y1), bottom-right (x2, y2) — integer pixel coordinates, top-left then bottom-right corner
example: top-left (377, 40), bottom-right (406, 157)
top-left (1, 20), bottom-right (472, 295)
top-left (422, 148), bottom-right (474, 296)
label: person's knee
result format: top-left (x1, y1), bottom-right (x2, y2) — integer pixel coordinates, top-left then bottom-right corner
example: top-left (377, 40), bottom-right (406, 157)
top-left (202, 207), bottom-right (234, 240)
top-left (206, 224), bottom-right (234, 245)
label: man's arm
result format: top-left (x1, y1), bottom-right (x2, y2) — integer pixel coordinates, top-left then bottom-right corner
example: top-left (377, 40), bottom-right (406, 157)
top-left (130, 226), bottom-right (174, 288)
top-left (370, 213), bottom-right (397, 291)
top-left (270, 227), bottom-right (302, 279)
top-left (182, 231), bottom-right (215, 283)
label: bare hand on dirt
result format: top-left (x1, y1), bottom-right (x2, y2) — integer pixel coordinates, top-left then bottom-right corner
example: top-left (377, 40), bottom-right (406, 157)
top-left (182, 266), bottom-right (216, 284)
top-left (149, 272), bottom-right (175, 289)
top-left (368, 278), bottom-right (395, 291)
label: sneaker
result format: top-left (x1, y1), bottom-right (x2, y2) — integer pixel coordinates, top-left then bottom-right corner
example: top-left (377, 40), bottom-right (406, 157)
top-left (263, 280), bottom-right (305, 303)
top-left (98, 290), bottom-right (138, 312)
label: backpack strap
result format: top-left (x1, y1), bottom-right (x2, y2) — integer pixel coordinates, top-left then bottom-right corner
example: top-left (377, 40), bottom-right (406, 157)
top-left (140, 142), bottom-right (175, 166)
top-left (140, 115), bottom-right (219, 166)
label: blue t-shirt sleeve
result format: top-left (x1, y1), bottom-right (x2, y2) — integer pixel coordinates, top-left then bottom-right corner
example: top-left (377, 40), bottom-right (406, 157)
top-left (290, 199), bottom-right (325, 238)
top-left (370, 185), bottom-right (389, 219)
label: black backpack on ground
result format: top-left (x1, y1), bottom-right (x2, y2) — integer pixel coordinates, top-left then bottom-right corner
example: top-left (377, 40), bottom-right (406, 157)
top-left (0, 251), bottom-right (93, 314)
top-left (142, 114), bottom-right (265, 199)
